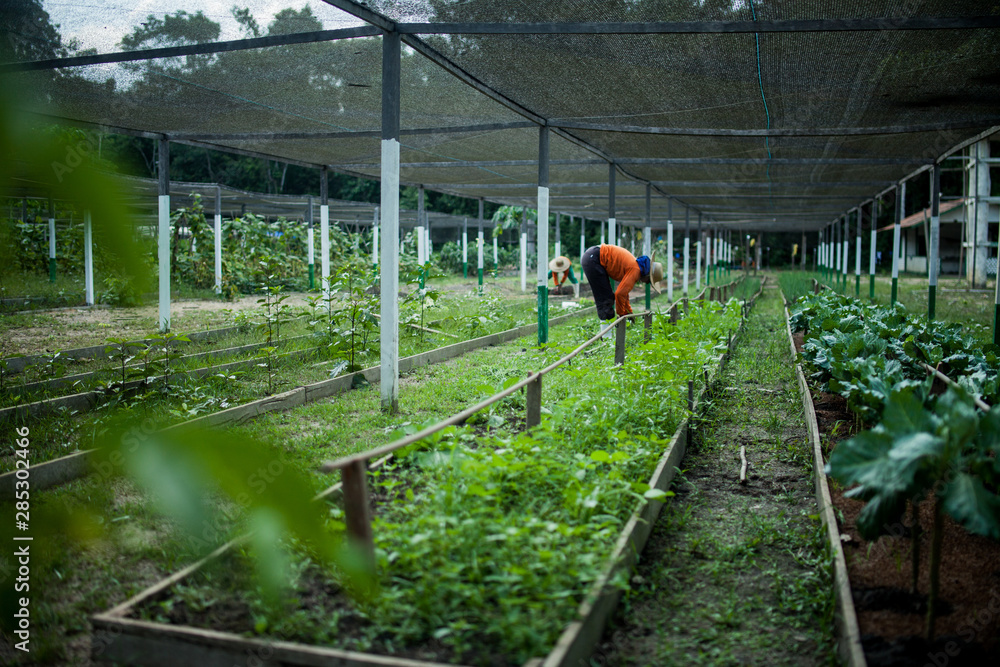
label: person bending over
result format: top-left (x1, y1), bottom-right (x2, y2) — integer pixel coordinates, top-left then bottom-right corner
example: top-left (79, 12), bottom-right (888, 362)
top-left (581, 244), bottom-right (662, 323)
top-left (547, 255), bottom-right (580, 298)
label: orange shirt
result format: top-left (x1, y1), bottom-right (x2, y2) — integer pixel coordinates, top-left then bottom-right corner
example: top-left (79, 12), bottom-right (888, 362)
top-left (599, 244), bottom-right (640, 316)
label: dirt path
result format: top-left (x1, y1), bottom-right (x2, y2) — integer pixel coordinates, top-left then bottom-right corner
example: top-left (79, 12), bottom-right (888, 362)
top-left (592, 285), bottom-right (837, 665)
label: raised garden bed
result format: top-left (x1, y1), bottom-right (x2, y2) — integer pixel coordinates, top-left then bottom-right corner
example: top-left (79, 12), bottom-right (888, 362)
top-left (88, 284), bottom-right (753, 667)
top-left (786, 290), bottom-right (1000, 667)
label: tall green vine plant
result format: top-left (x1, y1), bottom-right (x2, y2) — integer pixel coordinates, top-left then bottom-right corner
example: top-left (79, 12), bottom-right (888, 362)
top-left (827, 385), bottom-right (1000, 640)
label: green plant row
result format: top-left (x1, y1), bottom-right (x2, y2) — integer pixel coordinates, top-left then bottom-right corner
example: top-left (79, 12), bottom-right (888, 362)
top-left (789, 290), bottom-right (1000, 640)
top-left (141, 299), bottom-right (742, 665)
top-left (790, 290), bottom-right (999, 423)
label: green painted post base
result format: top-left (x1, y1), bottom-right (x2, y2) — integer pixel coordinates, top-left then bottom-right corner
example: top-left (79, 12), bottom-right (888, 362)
top-left (929, 285), bottom-right (937, 321)
top-left (308, 264), bottom-right (315, 290)
top-left (994, 303), bottom-right (1000, 345)
top-left (536, 285), bottom-right (549, 345)
top-left (49, 258), bottom-right (56, 283)
top-left (419, 267), bottom-right (425, 290)
top-left (869, 276), bottom-right (875, 301)
top-left (891, 277), bottom-right (898, 305)
top-left (478, 268), bottom-right (484, 293)
top-left (463, 262), bottom-right (468, 278)
top-left (855, 275), bottom-right (860, 297)
top-left (645, 283), bottom-right (651, 310)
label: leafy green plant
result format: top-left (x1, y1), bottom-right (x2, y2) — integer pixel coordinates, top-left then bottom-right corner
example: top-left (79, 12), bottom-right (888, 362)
top-left (104, 336), bottom-right (138, 388)
top-left (148, 331), bottom-right (191, 391)
top-left (827, 384), bottom-right (1000, 640)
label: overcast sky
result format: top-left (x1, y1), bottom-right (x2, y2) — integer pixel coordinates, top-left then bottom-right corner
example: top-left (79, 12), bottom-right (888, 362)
top-left (44, 0), bottom-right (366, 53)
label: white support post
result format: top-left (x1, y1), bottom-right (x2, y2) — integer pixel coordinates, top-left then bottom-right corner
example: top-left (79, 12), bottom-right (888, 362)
top-left (48, 210), bottom-right (56, 278)
top-left (600, 220), bottom-right (605, 245)
top-left (372, 206), bottom-right (379, 268)
top-left (579, 217), bottom-right (585, 264)
top-left (554, 213), bottom-right (561, 258)
top-left (892, 187), bottom-right (902, 303)
top-left (870, 200), bottom-right (878, 280)
top-left (607, 217), bottom-right (616, 247)
top-left (83, 209), bottom-right (94, 306)
top-left (157, 138), bottom-right (171, 331)
top-left (855, 210), bottom-right (862, 281)
top-left (695, 215), bottom-right (702, 291)
top-left (493, 234), bottom-right (498, 268)
top-left (462, 217), bottom-right (468, 275)
top-left (321, 205), bottom-right (330, 303)
top-left (478, 224), bottom-right (485, 271)
top-left (682, 207), bottom-right (690, 297)
top-left (157, 194), bottom-right (170, 329)
top-left (667, 211), bottom-right (674, 301)
top-left (520, 211), bottom-right (527, 292)
top-left (643, 225), bottom-right (651, 257)
top-left (214, 186), bottom-right (222, 294)
top-left (537, 188), bottom-right (549, 288)
top-left (380, 31), bottom-right (401, 412)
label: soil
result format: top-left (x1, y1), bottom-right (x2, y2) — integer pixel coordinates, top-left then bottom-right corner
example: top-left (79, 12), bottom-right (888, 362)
top-left (793, 334), bottom-right (1000, 666)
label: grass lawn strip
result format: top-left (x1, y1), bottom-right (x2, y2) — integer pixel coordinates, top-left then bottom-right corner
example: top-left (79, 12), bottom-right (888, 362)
top-left (591, 283), bottom-right (837, 666)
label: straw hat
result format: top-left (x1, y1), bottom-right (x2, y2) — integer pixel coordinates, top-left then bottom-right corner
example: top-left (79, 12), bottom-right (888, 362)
top-left (647, 261), bottom-right (664, 293)
top-left (549, 256), bottom-right (571, 273)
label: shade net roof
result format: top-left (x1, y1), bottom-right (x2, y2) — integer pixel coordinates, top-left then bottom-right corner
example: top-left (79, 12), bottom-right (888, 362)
top-left (4, 0), bottom-right (1000, 232)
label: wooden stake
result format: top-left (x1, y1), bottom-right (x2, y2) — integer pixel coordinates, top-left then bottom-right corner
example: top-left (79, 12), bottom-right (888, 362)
top-left (614, 319), bottom-right (626, 365)
top-left (739, 446), bottom-right (748, 484)
top-left (341, 459), bottom-right (374, 569)
top-left (526, 373), bottom-right (542, 427)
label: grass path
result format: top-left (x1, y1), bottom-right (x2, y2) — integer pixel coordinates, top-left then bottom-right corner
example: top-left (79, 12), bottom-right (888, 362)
top-left (592, 284), bottom-right (837, 666)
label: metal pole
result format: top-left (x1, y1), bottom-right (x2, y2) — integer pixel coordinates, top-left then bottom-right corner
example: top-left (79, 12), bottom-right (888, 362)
top-left (48, 197), bottom-right (56, 283)
top-left (537, 127), bottom-right (550, 344)
top-left (579, 216), bottom-right (585, 265)
top-left (891, 185), bottom-right (902, 305)
top-left (157, 137), bottom-right (170, 331)
top-left (380, 30), bottom-right (401, 413)
top-left (929, 164), bottom-right (941, 321)
top-left (854, 208), bottom-right (862, 295)
top-left (607, 163), bottom-right (617, 247)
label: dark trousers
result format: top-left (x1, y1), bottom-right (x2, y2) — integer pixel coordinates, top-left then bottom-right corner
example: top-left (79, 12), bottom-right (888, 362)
top-left (581, 245), bottom-right (616, 320)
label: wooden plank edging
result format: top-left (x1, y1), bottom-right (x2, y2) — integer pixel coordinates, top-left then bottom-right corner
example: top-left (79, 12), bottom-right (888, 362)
top-left (782, 297), bottom-right (866, 667)
top-left (89, 294), bottom-right (732, 667)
